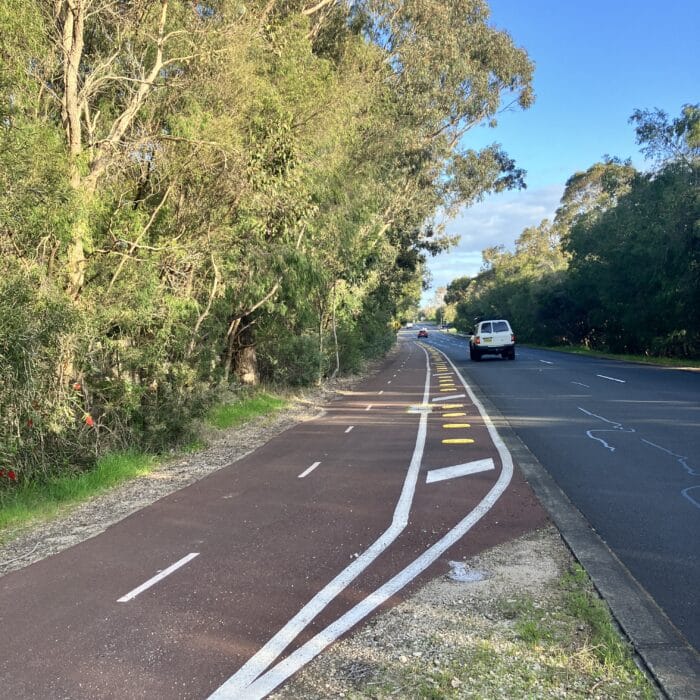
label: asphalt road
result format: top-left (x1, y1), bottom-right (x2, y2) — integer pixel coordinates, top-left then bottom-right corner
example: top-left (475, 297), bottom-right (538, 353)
top-left (0, 339), bottom-right (547, 699)
top-left (421, 325), bottom-right (700, 653)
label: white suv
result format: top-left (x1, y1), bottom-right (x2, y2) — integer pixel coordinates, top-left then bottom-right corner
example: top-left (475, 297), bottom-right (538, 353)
top-left (469, 319), bottom-right (515, 361)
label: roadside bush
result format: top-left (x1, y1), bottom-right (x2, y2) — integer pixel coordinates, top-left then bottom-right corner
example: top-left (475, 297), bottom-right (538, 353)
top-left (0, 263), bottom-right (91, 485)
top-left (258, 332), bottom-right (322, 386)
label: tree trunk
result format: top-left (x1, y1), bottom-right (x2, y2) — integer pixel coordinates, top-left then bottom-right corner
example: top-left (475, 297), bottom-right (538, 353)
top-left (234, 318), bottom-right (259, 386)
top-left (330, 281), bottom-right (340, 379)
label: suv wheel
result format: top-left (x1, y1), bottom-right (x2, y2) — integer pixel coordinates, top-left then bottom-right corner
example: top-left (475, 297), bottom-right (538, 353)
top-left (469, 346), bottom-right (481, 361)
top-left (506, 347), bottom-right (515, 360)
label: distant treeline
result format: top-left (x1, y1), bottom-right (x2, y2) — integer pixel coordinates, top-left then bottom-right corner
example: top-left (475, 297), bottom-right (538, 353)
top-left (1, 1), bottom-right (534, 482)
top-left (443, 105), bottom-right (699, 358)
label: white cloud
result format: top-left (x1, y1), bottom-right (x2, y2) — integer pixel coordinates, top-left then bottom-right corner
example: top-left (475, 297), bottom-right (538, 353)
top-left (423, 184), bottom-right (564, 302)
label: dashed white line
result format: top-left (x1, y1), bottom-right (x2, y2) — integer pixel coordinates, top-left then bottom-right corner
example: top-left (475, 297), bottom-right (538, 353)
top-left (344, 426), bottom-right (354, 434)
top-left (117, 553), bottom-right (199, 603)
top-left (597, 374), bottom-right (626, 383)
top-left (298, 461), bottom-right (321, 478)
top-left (365, 404), bottom-right (373, 411)
top-left (571, 381), bottom-right (590, 388)
top-left (539, 360), bottom-right (554, 365)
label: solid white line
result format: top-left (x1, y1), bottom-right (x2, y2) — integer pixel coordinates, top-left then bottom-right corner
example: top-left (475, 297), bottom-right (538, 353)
top-left (597, 374), bottom-right (626, 383)
top-left (117, 553), bottom-right (199, 603)
top-left (432, 393), bottom-right (465, 402)
top-left (298, 461), bottom-right (321, 479)
top-left (208, 346), bottom-right (434, 699)
top-left (241, 347), bottom-right (513, 699)
top-left (345, 426), bottom-right (354, 434)
top-left (426, 459), bottom-right (495, 484)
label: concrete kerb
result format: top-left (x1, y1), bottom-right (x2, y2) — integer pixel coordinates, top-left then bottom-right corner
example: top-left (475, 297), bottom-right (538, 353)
top-left (459, 372), bottom-right (700, 700)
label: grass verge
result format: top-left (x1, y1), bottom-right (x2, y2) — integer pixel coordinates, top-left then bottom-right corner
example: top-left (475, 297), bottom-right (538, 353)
top-left (206, 392), bottom-right (287, 429)
top-left (528, 343), bottom-right (700, 369)
top-left (379, 566), bottom-right (653, 699)
top-left (0, 391), bottom-right (289, 541)
top-left (0, 451), bottom-right (156, 539)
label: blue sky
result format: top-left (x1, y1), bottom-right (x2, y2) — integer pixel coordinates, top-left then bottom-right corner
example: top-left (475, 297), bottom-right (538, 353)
top-left (423, 0), bottom-right (700, 304)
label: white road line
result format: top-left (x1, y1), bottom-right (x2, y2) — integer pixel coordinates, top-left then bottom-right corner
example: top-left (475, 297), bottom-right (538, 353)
top-left (378, 391), bottom-right (384, 395)
top-left (577, 407), bottom-right (635, 452)
top-left (597, 374), bottom-right (626, 383)
top-left (117, 553), bottom-right (199, 603)
top-left (432, 393), bottom-right (465, 402)
top-left (571, 381), bottom-right (590, 388)
top-left (240, 347), bottom-right (513, 699)
top-left (539, 360), bottom-right (554, 365)
top-left (365, 404), bottom-right (373, 411)
top-left (344, 426), bottom-right (354, 434)
top-left (298, 462), bottom-right (321, 479)
top-left (209, 346), bottom-right (434, 699)
top-left (426, 459), bottom-right (495, 484)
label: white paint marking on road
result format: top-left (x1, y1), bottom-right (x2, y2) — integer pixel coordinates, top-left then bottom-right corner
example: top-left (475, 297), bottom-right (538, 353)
top-left (365, 404), bottom-right (373, 411)
top-left (298, 461), bottom-right (321, 479)
top-left (571, 381), bottom-right (590, 388)
top-left (378, 391), bottom-right (384, 395)
top-left (387, 380), bottom-right (392, 384)
top-left (539, 360), bottom-right (554, 365)
top-left (597, 374), bottom-right (626, 383)
top-left (426, 458), bottom-right (494, 484)
top-left (431, 393), bottom-right (465, 403)
top-left (209, 345), bottom-right (435, 699)
top-left (117, 553), bottom-right (199, 603)
top-left (641, 439), bottom-right (698, 476)
top-left (344, 426), bottom-right (354, 434)
top-left (681, 486), bottom-right (700, 510)
top-left (577, 407), bottom-right (635, 452)
top-left (238, 346), bottom-right (513, 700)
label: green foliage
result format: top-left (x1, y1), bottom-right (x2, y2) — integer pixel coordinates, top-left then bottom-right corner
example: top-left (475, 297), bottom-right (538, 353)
top-left (258, 333), bottom-right (324, 386)
top-left (451, 105), bottom-right (699, 358)
top-left (0, 0), bottom-right (534, 481)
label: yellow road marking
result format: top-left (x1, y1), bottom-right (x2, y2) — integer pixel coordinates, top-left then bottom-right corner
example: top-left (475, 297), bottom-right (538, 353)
top-left (442, 423), bottom-right (472, 428)
top-left (442, 412), bottom-right (467, 417)
top-left (440, 404), bottom-right (464, 409)
top-left (442, 438), bottom-right (475, 444)
top-left (440, 387), bottom-right (457, 392)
